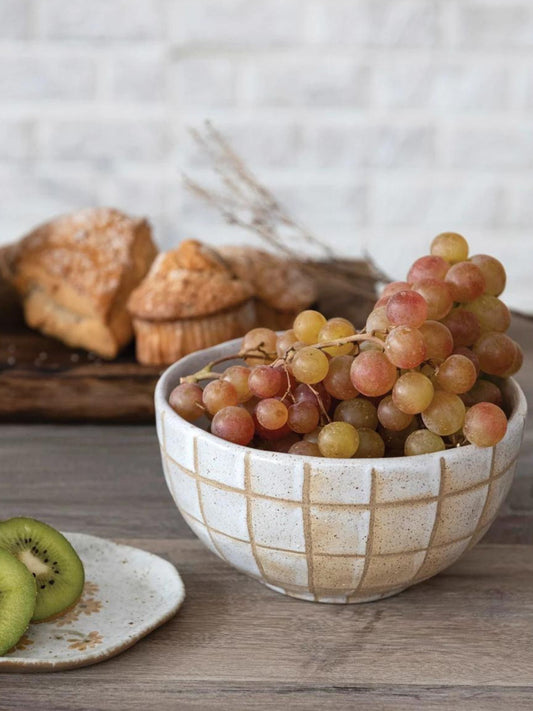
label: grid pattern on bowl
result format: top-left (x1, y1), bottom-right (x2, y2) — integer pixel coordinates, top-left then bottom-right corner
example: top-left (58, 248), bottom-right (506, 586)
top-left (160, 411), bottom-right (519, 603)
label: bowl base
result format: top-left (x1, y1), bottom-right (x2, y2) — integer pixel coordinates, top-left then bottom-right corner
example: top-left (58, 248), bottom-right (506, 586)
top-left (264, 582), bottom-right (408, 604)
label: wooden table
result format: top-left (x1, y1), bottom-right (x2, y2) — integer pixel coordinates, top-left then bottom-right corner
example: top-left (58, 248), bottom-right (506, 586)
top-left (1, 316), bottom-right (532, 710)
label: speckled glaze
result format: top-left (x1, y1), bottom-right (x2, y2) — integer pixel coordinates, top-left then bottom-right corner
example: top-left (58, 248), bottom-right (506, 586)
top-left (0, 533), bottom-right (185, 672)
top-left (156, 338), bottom-right (527, 604)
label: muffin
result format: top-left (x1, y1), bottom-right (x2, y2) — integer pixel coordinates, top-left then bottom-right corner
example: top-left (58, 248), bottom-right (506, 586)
top-left (128, 240), bottom-right (255, 365)
top-left (217, 246), bottom-right (317, 330)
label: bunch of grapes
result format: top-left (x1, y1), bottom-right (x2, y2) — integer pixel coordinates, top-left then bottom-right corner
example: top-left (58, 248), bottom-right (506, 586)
top-left (169, 232), bottom-right (522, 458)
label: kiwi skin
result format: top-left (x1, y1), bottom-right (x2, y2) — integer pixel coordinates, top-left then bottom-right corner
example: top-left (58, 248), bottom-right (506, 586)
top-left (0, 518), bottom-right (85, 623)
top-left (0, 549), bottom-right (36, 656)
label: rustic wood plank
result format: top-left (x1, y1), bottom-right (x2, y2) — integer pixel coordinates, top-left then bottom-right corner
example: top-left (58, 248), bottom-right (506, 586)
top-left (0, 327), bottom-right (161, 422)
top-left (1, 540), bottom-right (533, 710)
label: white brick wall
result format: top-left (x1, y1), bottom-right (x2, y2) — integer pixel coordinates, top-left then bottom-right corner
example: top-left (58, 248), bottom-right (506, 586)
top-left (0, 0), bottom-right (532, 310)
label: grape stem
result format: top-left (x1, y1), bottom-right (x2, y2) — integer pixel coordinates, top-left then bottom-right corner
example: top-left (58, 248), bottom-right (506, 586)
top-left (180, 333), bottom-right (384, 384)
top-left (180, 349), bottom-right (276, 384)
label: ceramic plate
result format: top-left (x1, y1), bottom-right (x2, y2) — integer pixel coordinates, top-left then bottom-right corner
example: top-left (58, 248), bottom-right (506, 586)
top-left (0, 533), bottom-right (185, 672)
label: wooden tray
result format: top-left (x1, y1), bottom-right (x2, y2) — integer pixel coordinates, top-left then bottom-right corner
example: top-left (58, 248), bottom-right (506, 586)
top-left (0, 262), bottom-right (376, 423)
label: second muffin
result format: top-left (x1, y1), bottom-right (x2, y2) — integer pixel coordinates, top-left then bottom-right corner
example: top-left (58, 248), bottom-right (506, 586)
top-left (127, 240), bottom-right (255, 365)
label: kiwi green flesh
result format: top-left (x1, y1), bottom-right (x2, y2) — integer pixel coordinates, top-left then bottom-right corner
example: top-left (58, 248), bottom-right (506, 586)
top-left (0, 548), bottom-right (36, 656)
top-left (0, 518), bottom-right (84, 623)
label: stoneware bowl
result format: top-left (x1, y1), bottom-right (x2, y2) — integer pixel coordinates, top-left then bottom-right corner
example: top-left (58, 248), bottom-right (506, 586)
top-left (155, 338), bottom-right (527, 604)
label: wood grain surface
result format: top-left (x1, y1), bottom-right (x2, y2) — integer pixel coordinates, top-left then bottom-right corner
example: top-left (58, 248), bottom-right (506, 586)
top-left (0, 290), bottom-right (532, 709)
top-left (2, 540), bottom-right (533, 710)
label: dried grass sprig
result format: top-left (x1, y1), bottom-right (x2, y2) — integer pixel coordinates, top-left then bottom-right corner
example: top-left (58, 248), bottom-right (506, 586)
top-left (183, 122), bottom-right (388, 301)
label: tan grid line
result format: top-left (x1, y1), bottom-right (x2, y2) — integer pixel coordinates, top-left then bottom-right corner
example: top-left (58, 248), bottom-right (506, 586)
top-left (165, 450), bottom-right (519, 510)
top-left (302, 462), bottom-right (317, 601)
top-left (178, 506), bottom-right (478, 559)
top-left (191, 436), bottom-right (232, 566)
top-left (407, 456), bottom-right (448, 586)
top-left (244, 451), bottom-right (271, 584)
top-left (347, 467), bottom-right (377, 600)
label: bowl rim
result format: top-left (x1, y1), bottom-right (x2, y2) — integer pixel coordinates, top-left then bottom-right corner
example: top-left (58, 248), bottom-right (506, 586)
top-left (155, 337), bottom-right (528, 467)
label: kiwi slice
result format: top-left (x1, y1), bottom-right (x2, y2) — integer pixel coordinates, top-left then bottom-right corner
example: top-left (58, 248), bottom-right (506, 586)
top-left (0, 518), bottom-right (85, 623)
top-left (0, 548), bottom-right (36, 655)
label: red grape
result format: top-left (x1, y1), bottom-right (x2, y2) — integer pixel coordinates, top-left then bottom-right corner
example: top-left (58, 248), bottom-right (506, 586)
top-left (408, 255), bottom-right (449, 283)
top-left (377, 395), bottom-right (414, 431)
top-left (473, 332), bottom-right (517, 376)
top-left (435, 354), bottom-right (477, 394)
top-left (431, 232), bottom-right (469, 263)
top-left (211, 406), bottom-right (255, 445)
top-left (445, 261), bottom-right (486, 303)
top-left (323, 355), bottom-right (359, 400)
top-left (419, 320), bottom-right (454, 362)
top-left (385, 326), bottom-right (426, 369)
top-left (248, 365), bottom-right (282, 398)
top-left (350, 351), bottom-right (398, 397)
top-left (463, 402), bottom-right (507, 447)
top-left (386, 290), bottom-right (428, 328)
top-left (470, 254), bottom-right (506, 296)
top-left (169, 383), bottom-right (204, 422)
top-left (287, 401), bottom-right (320, 434)
top-left (203, 379), bottom-right (239, 415)
top-left (412, 279), bottom-right (453, 320)
top-left (442, 309), bottom-right (481, 347)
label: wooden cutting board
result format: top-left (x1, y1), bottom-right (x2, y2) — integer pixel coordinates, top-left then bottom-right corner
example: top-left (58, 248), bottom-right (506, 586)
top-left (0, 262), bottom-right (376, 423)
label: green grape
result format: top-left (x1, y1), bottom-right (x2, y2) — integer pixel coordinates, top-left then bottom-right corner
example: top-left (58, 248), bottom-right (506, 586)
top-left (431, 232), bottom-right (469, 263)
top-left (318, 317), bottom-right (356, 356)
top-left (293, 310), bottom-right (327, 345)
top-left (334, 398), bottom-right (379, 430)
top-left (421, 391), bottom-right (466, 436)
top-left (353, 428), bottom-right (385, 458)
top-left (291, 346), bottom-right (330, 384)
top-left (435, 354), bottom-right (477, 394)
top-left (404, 429), bottom-right (445, 456)
top-left (318, 422), bottom-right (359, 458)
top-left (377, 395), bottom-right (414, 431)
top-left (392, 372), bottom-right (434, 414)
top-left (470, 254), bottom-right (506, 296)
top-left (463, 402), bottom-right (508, 447)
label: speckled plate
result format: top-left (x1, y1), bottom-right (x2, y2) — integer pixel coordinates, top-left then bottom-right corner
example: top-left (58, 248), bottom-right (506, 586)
top-left (0, 533), bottom-right (185, 672)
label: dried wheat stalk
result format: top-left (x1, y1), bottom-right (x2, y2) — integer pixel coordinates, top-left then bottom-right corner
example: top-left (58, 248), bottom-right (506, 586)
top-left (183, 122), bottom-right (388, 301)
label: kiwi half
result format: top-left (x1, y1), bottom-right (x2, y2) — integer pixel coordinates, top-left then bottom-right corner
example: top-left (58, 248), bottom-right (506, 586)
top-left (0, 548), bottom-right (36, 655)
top-left (0, 518), bottom-right (85, 622)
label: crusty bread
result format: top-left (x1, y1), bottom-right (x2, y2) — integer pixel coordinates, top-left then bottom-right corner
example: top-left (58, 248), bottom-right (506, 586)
top-left (216, 246), bottom-right (317, 329)
top-left (6, 208), bottom-right (158, 358)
